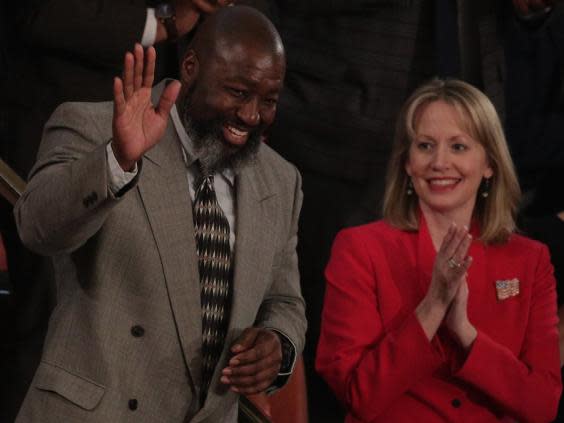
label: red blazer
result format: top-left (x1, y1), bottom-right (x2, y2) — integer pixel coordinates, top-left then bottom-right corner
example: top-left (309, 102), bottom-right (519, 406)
top-left (316, 218), bottom-right (561, 423)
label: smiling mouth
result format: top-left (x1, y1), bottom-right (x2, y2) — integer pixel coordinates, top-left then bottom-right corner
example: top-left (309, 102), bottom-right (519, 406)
top-left (427, 178), bottom-right (461, 190)
top-left (223, 124), bottom-right (250, 146)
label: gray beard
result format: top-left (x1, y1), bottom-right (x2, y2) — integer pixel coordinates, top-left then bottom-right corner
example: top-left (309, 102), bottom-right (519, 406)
top-left (182, 115), bottom-right (261, 174)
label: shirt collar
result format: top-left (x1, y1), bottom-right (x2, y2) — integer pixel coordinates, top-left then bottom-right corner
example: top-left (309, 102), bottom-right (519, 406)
top-left (170, 103), bottom-right (235, 187)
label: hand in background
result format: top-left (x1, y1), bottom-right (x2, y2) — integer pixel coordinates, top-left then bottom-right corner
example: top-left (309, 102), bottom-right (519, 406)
top-left (189, 0), bottom-right (233, 14)
top-left (221, 328), bottom-right (282, 394)
top-left (512, 0), bottom-right (554, 16)
top-left (157, 0), bottom-right (233, 41)
top-left (112, 44), bottom-right (180, 171)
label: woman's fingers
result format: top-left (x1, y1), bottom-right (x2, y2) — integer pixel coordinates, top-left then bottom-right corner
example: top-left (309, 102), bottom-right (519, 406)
top-left (449, 232), bottom-right (472, 269)
top-left (440, 224), bottom-right (468, 261)
top-left (438, 223), bottom-right (456, 255)
top-left (436, 224), bottom-right (473, 285)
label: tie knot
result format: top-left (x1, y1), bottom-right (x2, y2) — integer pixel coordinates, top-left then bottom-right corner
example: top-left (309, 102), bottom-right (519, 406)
top-left (197, 160), bottom-right (211, 178)
top-left (195, 160), bottom-right (214, 192)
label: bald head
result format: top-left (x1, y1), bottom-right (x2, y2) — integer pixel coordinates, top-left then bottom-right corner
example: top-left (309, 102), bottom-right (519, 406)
top-left (177, 6), bottom-right (286, 172)
top-left (188, 5), bottom-right (285, 67)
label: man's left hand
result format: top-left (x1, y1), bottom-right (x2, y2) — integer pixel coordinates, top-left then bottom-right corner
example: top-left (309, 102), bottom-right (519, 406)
top-left (220, 328), bottom-right (282, 394)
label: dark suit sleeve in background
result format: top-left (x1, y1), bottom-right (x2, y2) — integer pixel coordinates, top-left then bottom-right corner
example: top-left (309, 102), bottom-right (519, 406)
top-left (24, 0), bottom-right (148, 67)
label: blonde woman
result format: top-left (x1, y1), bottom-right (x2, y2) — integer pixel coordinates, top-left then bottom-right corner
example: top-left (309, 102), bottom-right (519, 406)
top-left (316, 79), bottom-right (561, 422)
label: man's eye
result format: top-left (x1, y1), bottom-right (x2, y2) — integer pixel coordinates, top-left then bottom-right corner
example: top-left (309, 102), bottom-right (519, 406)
top-left (263, 98), bottom-right (278, 106)
top-left (228, 88), bottom-right (246, 98)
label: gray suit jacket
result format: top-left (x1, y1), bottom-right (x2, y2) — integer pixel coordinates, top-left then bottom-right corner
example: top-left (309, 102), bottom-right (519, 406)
top-left (14, 92), bottom-right (306, 422)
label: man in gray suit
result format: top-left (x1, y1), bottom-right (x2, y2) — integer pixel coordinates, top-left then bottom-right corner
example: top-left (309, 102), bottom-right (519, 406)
top-left (14, 6), bottom-right (305, 422)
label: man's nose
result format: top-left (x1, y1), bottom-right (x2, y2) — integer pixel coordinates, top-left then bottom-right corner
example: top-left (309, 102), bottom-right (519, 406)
top-left (236, 98), bottom-right (260, 127)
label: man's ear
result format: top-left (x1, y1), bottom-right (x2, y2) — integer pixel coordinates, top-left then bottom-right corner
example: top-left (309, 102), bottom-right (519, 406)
top-left (180, 50), bottom-right (199, 86)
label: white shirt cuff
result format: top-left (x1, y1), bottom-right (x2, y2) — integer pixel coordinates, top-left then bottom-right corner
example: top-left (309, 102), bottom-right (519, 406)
top-left (141, 8), bottom-right (157, 47)
top-left (106, 142), bottom-right (138, 194)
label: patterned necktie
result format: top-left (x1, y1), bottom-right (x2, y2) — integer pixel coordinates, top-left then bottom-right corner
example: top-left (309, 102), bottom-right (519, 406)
top-left (192, 169), bottom-right (233, 404)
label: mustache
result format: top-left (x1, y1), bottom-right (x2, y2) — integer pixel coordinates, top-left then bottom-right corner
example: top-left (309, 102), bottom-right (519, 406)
top-left (181, 113), bottom-right (262, 173)
top-left (180, 89), bottom-right (266, 139)
top-left (224, 119), bottom-right (267, 138)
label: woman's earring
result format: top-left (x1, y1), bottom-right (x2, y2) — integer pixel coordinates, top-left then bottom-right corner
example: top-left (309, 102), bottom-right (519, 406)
top-left (407, 179), bottom-right (414, 196)
top-left (481, 178), bottom-right (491, 198)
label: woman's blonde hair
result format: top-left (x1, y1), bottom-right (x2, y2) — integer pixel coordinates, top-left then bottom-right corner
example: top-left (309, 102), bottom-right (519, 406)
top-left (382, 79), bottom-right (521, 244)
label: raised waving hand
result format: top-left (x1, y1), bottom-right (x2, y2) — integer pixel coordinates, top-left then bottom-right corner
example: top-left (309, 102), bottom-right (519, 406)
top-left (112, 44), bottom-right (181, 171)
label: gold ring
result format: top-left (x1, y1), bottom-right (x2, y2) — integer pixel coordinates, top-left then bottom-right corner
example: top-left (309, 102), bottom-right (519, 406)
top-left (447, 257), bottom-right (461, 269)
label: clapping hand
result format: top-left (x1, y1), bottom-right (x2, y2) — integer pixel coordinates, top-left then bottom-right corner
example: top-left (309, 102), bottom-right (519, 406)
top-left (416, 223), bottom-right (473, 342)
top-left (428, 223), bottom-right (473, 307)
top-left (220, 328), bottom-right (282, 395)
top-left (445, 277), bottom-right (477, 350)
top-left (112, 44), bottom-right (181, 171)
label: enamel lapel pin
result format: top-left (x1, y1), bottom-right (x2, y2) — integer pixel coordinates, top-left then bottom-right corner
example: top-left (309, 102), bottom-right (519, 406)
top-left (495, 278), bottom-right (520, 301)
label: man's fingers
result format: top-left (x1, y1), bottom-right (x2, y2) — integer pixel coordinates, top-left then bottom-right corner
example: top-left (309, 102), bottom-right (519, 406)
top-left (123, 52), bottom-right (135, 99)
top-left (224, 352), bottom-right (279, 377)
top-left (133, 44), bottom-right (144, 91)
top-left (113, 77), bottom-right (126, 116)
top-left (223, 367), bottom-right (278, 393)
top-left (229, 333), bottom-right (279, 366)
top-left (143, 46), bottom-right (156, 88)
top-left (230, 328), bottom-right (260, 354)
top-left (220, 330), bottom-right (282, 395)
top-left (228, 346), bottom-right (261, 366)
top-left (156, 80), bottom-right (181, 119)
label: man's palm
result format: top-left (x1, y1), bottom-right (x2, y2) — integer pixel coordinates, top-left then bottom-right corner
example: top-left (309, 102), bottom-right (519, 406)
top-left (112, 44), bottom-right (180, 170)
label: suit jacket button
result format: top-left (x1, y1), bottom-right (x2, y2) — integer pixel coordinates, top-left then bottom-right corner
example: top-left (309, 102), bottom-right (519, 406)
top-left (128, 399), bottom-right (138, 410)
top-left (131, 325), bottom-right (145, 337)
top-left (451, 398), bottom-right (461, 408)
top-left (82, 191), bottom-right (98, 208)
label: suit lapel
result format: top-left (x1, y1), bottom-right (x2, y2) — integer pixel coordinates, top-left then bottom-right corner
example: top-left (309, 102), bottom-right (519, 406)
top-left (137, 118), bottom-right (203, 389)
top-left (230, 161), bottom-right (277, 335)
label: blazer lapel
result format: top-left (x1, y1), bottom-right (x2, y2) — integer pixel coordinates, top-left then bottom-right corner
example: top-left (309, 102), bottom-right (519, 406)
top-left (229, 162), bottom-right (277, 336)
top-left (137, 118), bottom-right (203, 390)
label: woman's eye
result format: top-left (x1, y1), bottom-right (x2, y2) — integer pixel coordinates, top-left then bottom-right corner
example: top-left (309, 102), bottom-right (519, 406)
top-left (416, 141), bottom-right (432, 151)
top-left (452, 143), bottom-right (468, 152)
